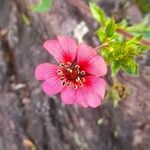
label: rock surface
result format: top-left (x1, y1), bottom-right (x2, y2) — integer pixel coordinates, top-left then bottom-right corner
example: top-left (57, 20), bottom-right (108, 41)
top-left (0, 0), bottom-right (150, 150)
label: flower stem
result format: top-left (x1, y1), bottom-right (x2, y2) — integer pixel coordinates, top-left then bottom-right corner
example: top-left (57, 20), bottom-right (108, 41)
top-left (95, 43), bottom-right (109, 51)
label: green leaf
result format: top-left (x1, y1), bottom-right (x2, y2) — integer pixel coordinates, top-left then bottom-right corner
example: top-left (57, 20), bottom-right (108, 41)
top-left (89, 2), bottom-right (108, 26)
top-left (141, 31), bottom-right (150, 39)
top-left (96, 28), bottom-right (105, 42)
top-left (134, 34), bottom-right (143, 41)
top-left (133, 31), bottom-right (150, 40)
top-left (126, 16), bottom-right (150, 40)
top-left (31, 0), bottom-right (53, 13)
top-left (105, 19), bottom-right (116, 37)
top-left (111, 61), bottom-right (121, 76)
top-left (128, 29), bottom-right (150, 40)
top-left (117, 19), bottom-right (128, 28)
top-left (123, 59), bottom-right (139, 75)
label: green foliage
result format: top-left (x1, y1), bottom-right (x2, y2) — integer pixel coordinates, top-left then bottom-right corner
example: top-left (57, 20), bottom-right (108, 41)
top-left (126, 16), bottom-right (150, 39)
top-left (89, 2), bottom-right (108, 26)
top-left (31, 0), bottom-right (53, 13)
top-left (117, 19), bottom-right (128, 28)
top-left (111, 61), bottom-right (121, 76)
top-left (122, 59), bottom-right (139, 75)
top-left (105, 19), bottom-right (116, 37)
top-left (101, 35), bottom-right (146, 76)
top-left (89, 2), bottom-right (150, 76)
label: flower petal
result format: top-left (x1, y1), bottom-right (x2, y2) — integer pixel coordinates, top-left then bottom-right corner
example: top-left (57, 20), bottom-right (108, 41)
top-left (77, 43), bottom-right (97, 64)
top-left (57, 36), bottom-right (77, 63)
top-left (85, 76), bottom-right (106, 100)
top-left (82, 56), bottom-right (107, 76)
top-left (77, 44), bottom-right (107, 76)
top-left (61, 87), bottom-right (76, 104)
top-left (75, 76), bottom-right (106, 108)
top-left (76, 87), bottom-right (89, 108)
top-left (86, 89), bottom-right (102, 108)
top-left (35, 63), bottom-right (60, 80)
top-left (43, 39), bottom-right (65, 62)
top-left (76, 85), bottom-right (101, 108)
top-left (42, 77), bottom-right (64, 96)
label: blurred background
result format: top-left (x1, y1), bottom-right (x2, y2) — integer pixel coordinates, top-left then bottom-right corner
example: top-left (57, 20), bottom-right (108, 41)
top-left (0, 0), bottom-right (150, 150)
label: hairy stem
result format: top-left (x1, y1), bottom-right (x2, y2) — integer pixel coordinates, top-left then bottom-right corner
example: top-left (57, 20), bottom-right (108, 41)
top-left (95, 43), bottom-right (109, 51)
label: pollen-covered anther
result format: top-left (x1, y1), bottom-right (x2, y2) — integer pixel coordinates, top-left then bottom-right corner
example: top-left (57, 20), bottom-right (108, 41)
top-left (74, 65), bottom-right (80, 69)
top-left (57, 69), bottom-right (62, 73)
top-left (75, 77), bottom-right (84, 87)
top-left (60, 74), bottom-right (65, 78)
top-left (79, 82), bottom-right (83, 87)
top-left (74, 84), bottom-right (78, 89)
top-left (69, 82), bottom-right (74, 87)
top-left (62, 81), bottom-right (66, 86)
top-left (67, 68), bottom-right (73, 73)
top-left (66, 62), bottom-right (71, 66)
top-left (60, 63), bottom-right (65, 68)
top-left (57, 69), bottom-right (63, 75)
top-left (76, 77), bottom-right (80, 82)
top-left (81, 77), bottom-right (86, 83)
top-left (80, 71), bottom-right (85, 75)
top-left (60, 77), bottom-right (65, 80)
top-left (66, 81), bottom-right (71, 86)
top-left (74, 65), bottom-right (80, 74)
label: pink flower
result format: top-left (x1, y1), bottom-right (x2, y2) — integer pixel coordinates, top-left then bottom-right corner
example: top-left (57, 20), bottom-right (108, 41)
top-left (35, 36), bottom-right (107, 108)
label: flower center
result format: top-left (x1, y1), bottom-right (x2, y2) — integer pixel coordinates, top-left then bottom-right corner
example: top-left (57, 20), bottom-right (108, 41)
top-left (57, 62), bottom-right (86, 89)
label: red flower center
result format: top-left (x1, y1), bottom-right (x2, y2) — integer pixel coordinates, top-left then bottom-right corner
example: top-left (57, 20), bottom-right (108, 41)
top-left (57, 62), bottom-right (86, 89)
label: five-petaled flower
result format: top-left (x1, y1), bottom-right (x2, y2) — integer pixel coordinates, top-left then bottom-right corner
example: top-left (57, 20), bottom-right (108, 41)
top-left (35, 36), bottom-right (107, 108)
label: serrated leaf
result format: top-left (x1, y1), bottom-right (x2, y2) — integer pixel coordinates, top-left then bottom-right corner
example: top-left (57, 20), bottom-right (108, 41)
top-left (96, 28), bottom-right (105, 42)
top-left (133, 31), bottom-right (150, 40)
top-left (132, 31), bottom-right (150, 40)
top-left (111, 61), bottom-right (121, 76)
top-left (137, 45), bottom-right (148, 53)
top-left (126, 16), bottom-right (150, 40)
top-left (123, 59), bottom-right (139, 75)
top-left (135, 34), bottom-right (143, 41)
top-left (31, 0), bottom-right (53, 13)
top-left (117, 19), bottom-right (128, 28)
top-left (105, 19), bottom-right (116, 37)
top-left (89, 2), bottom-right (108, 26)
